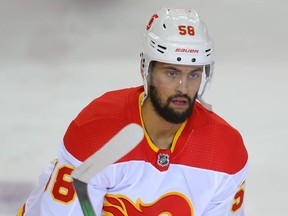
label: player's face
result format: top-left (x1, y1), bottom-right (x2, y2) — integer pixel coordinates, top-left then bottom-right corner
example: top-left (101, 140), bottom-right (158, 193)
top-left (148, 62), bottom-right (203, 124)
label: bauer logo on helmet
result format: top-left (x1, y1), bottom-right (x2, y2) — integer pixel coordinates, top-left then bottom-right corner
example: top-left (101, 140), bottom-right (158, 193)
top-left (175, 48), bottom-right (199, 54)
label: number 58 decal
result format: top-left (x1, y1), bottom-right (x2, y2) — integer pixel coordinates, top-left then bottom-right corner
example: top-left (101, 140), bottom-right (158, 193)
top-left (178, 25), bottom-right (195, 36)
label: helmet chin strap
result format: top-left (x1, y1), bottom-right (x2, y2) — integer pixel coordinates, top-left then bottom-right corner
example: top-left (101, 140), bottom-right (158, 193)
top-left (141, 74), bottom-right (148, 105)
top-left (140, 54), bottom-right (149, 105)
top-left (197, 74), bottom-right (213, 111)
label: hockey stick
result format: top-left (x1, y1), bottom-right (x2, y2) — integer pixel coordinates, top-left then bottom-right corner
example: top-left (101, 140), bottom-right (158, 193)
top-left (72, 123), bottom-right (144, 216)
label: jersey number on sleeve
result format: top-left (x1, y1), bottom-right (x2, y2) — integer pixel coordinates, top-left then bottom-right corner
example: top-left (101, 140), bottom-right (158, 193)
top-left (231, 182), bottom-right (245, 213)
top-left (45, 163), bottom-right (76, 204)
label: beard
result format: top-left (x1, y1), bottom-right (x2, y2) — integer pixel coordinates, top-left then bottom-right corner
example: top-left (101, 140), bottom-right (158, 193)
top-left (149, 85), bottom-right (197, 124)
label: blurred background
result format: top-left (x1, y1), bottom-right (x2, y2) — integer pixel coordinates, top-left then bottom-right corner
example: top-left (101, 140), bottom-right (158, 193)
top-left (0, 0), bottom-right (287, 215)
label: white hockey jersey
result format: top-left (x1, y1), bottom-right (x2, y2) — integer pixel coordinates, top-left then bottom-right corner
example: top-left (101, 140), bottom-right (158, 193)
top-left (18, 86), bottom-right (248, 216)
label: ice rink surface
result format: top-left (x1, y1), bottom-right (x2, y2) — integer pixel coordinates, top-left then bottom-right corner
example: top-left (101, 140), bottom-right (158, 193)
top-left (0, 0), bottom-right (287, 215)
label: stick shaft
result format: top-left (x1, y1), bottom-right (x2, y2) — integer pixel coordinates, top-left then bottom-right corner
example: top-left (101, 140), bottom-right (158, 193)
top-left (72, 123), bottom-right (144, 215)
top-left (73, 179), bottom-right (96, 216)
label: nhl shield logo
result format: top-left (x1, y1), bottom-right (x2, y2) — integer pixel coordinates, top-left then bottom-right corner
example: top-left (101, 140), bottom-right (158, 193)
top-left (157, 153), bottom-right (170, 167)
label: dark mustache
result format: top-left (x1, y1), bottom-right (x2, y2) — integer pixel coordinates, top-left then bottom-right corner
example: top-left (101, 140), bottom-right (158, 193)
top-left (167, 94), bottom-right (191, 102)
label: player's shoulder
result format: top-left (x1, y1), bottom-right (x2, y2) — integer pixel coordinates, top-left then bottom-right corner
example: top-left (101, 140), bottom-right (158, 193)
top-left (184, 102), bottom-right (248, 174)
top-left (193, 102), bottom-right (242, 136)
top-left (75, 86), bottom-right (143, 124)
top-left (63, 86), bottom-right (143, 162)
top-left (193, 102), bottom-right (232, 127)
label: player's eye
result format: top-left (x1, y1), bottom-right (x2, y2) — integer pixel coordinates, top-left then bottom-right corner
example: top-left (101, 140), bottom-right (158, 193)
top-left (188, 72), bottom-right (200, 79)
top-left (167, 71), bottom-right (177, 78)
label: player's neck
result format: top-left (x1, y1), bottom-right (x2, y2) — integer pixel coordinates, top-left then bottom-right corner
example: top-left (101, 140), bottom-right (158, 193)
top-left (141, 98), bottom-right (182, 149)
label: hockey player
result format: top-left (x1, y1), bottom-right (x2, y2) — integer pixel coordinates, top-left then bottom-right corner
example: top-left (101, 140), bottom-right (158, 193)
top-left (17, 7), bottom-right (248, 216)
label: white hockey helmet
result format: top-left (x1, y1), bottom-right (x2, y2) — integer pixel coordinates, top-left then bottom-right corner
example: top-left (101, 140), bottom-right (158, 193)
top-left (141, 7), bottom-right (214, 102)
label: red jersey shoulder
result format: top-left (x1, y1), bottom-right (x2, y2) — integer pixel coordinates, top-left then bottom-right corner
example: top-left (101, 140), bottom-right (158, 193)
top-left (74, 86), bottom-right (143, 125)
top-left (175, 102), bottom-right (248, 174)
top-left (63, 86), bottom-right (143, 162)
